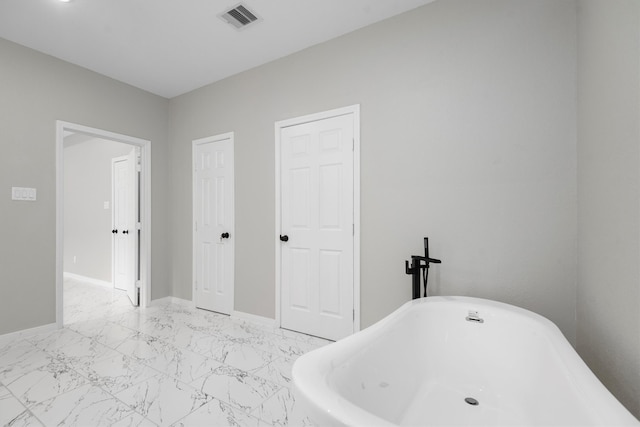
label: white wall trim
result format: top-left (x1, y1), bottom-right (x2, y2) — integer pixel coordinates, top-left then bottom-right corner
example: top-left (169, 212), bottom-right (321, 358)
top-left (274, 104), bottom-right (361, 334)
top-left (192, 132), bottom-right (235, 314)
top-left (63, 272), bottom-right (112, 288)
top-left (0, 323), bottom-right (58, 347)
top-left (231, 310), bottom-right (276, 327)
top-left (56, 121), bottom-right (152, 328)
top-left (149, 296), bottom-right (195, 308)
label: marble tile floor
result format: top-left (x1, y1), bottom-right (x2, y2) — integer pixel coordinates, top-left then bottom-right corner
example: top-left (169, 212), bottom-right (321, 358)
top-left (0, 278), bottom-right (330, 426)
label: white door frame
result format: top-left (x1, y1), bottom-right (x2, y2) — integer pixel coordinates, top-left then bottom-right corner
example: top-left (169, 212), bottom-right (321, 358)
top-left (192, 132), bottom-right (235, 313)
top-left (56, 121), bottom-right (152, 327)
top-left (275, 104), bottom-right (361, 334)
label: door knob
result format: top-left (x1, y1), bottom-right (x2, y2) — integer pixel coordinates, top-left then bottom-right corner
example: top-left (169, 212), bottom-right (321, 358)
top-left (112, 229), bottom-right (118, 234)
top-left (123, 230), bottom-right (129, 234)
top-left (279, 235), bottom-right (289, 242)
top-left (221, 232), bottom-right (230, 239)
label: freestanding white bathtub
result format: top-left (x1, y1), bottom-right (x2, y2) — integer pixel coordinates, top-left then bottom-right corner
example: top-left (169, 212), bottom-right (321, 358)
top-left (292, 296), bottom-right (639, 426)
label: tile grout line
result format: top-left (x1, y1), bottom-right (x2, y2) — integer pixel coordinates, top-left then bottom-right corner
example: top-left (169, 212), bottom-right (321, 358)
top-left (2, 377), bottom-right (48, 427)
top-left (2, 281), bottom-right (321, 426)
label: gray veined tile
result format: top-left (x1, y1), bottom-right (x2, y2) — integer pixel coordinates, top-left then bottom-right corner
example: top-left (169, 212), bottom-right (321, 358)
top-left (187, 332), bottom-right (231, 358)
top-left (67, 317), bottom-right (111, 335)
top-left (111, 411), bottom-right (159, 427)
top-left (109, 310), bottom-right (164, 332)
top-left (114, 331), bottom-right (222, 384)
top-left (157, 304), bottom-right (196, 316)
top-left (30, 384), bottom-right (136, 427)
top-left (254, 357), bottom-right (294, 387)
top-left (2, 410), bottom-right (44, 427)
top-left (4, 356), bottom-right (89, 408)
top-left (123, 311), bottom-right (215, 348)
top-left (28, 328), bottom-right (114, 365)
top-left (252, 334), bottom-right (318, 360)
top-left (0, 385), bottom-right (42, 427)
top-left (69, 319), bottom-right (139, 349)
top-left (172, 398), bottom-right (266, 427)
top-left (251, 387), bottom-right (315, 427)
top-left (191, 365), bottom-right (281, 413)
top-left (32, 326), bottom-right (89, 348)
top-left (145, 345), bottom-right (223, 384)
top-left (170, 311), bottom-right (234, 336)
top-left (206, 340), bottom-right (278, 373)
top-left (115, 373), bottom-right (212, 426)
top-left (147, 323), bottom-right (214, 352)
top-left (67, 304), bottom-right (134, 325)
top-left (125, 313), bottom-right (179, 339)
top-left (0, 341), bottom-right (52, 384)
top-left (0, 339), bottom-right (39, 360)
top-left (1, 282), bottom-right (324, 427)
top-left (113, 332), bottom-right (172, 364)
top-left (221, 322), bottom-right (276, 341)
top-left (73, 351), bottom-right (160, 395)
top-left (64, 288), bottom-right (133, 324)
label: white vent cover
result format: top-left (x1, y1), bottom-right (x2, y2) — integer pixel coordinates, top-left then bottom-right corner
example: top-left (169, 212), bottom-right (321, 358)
top-left (219, 3), bottom-right (261, 30)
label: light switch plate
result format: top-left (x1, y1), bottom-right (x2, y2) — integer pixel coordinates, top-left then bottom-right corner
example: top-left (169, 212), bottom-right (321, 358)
top-left (12, 187), bottom-right (37, 201)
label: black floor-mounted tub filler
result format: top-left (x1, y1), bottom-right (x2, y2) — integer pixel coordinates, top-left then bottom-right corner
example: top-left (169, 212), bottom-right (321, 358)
top-left (405, 237), bottom-right (441, 299)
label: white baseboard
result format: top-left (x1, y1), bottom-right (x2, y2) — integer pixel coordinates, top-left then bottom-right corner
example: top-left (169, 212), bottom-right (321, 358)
top-left (64, 272), bottom-right (112, 288)
top-left (0, 322), bottom-right (58, 346)
top-left (147, 298), bottom-right (274, 328)
top-left (232, 310), bottom-right (276, 327)
top-left (149, 296), bottom-right (195, 308)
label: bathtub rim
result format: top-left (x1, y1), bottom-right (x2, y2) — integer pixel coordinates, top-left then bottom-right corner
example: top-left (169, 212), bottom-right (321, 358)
top-left (292, 295), bottom-right (639, 426)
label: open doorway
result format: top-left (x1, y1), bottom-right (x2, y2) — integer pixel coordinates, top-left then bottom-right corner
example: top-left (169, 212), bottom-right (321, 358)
top-left (56, 121), bottom-right (152, 328)
top-left (63, 134), bottom-right (136, 323)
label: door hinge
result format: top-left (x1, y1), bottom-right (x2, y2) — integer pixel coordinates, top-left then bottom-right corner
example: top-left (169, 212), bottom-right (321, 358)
top-left (136, 222), bottom-right (141, 230)
top-left (135, 280), bottom-right (141, 289)
top-left (352, 224), bottom-right (355, 235)
top-left (195, 221), bottom-right (198, 232)
top-left (352, 138), bottom-right (355, 151)
top-left (353, 309), bottom-right (355, 321)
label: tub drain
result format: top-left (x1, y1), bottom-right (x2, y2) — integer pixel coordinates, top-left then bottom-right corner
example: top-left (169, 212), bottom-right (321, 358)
top-left (465, 397), bottom-right (479, 406)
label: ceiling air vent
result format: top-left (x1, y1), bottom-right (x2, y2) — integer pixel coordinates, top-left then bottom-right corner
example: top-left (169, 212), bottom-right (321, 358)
top-left (219, 3), bottom-right (261, 30)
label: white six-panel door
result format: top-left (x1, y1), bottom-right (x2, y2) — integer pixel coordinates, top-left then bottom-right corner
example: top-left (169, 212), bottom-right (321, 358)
top-left (112, 148), bottom-right (138, 306)
top-left (279, 113), bottom-right (355, 341)
top-left (194, 134), bottom-right (235, 315)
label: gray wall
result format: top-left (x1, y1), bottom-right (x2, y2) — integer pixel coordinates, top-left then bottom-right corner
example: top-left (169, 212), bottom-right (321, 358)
top-left (64, 137), bottom-right (133, 282)
top-left (2, 0), bottom-right (639, 418)
top-left (577, 0), bottom-right (640, 417)
top-left (169, 0), bottom-right (578, 340)
top-left (0, 38), bottom-right (171, 335)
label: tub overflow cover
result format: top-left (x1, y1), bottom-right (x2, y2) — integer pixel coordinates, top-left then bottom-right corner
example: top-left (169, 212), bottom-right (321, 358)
top-left (465, 397), bottom-right (479, 406)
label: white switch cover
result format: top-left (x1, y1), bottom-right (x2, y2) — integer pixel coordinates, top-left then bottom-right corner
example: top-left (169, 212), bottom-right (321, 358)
top-left (11, 187), bottom-right (37, 201)
top-left (104, 201), bottom-right (110, 209)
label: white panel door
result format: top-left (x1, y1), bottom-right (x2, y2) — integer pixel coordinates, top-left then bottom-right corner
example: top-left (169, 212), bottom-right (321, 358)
top-left (280, 114), bottom-right (354, 341)
top-left (112, 149), bottom-right (138, 306)
top-left (194, 135), bottom-right (234, 315)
